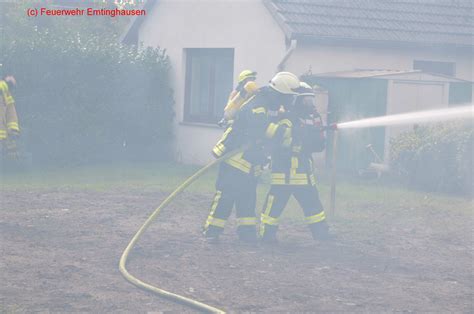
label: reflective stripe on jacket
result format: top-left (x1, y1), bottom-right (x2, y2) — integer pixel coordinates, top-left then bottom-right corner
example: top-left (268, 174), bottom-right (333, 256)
top-left (270, 112), bottom-right (325, 185)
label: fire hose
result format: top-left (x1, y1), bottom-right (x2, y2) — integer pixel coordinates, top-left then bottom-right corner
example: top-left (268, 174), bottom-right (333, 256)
top-left (118, 125), bottom-right (339, 312)
top-left (118, 150), bottom-right (244, 314)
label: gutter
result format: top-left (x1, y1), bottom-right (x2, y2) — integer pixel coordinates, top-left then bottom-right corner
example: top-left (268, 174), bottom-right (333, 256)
top-left (277, 39), bottom-right (297, 71)
top-left (262, 0), bottom-right (296, 72)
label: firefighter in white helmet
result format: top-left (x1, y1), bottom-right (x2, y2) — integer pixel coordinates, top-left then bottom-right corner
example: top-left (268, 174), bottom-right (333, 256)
top-left (260, 82), bottom-right (331, 243)
top-left (218, 70), bottom-right (258, 127)
top-left (204, 72), bottom-right (300, 243)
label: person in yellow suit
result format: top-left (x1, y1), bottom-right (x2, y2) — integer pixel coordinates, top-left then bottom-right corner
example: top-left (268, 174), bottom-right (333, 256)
top-left (218, 70), bottom-right (259, 127)
top-left (0, 74), bottom-right (20, 159)
top-left (260, 82), bottom-right (331, 243)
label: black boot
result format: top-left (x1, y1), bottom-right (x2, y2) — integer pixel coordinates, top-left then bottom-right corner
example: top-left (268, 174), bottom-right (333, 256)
top-left (310, 221), bottom-right (332, 241)
top-left (203, 225), bottom-right (222, 243)
top-left (237, 225), bottom-right (258, 244)
top-left (261, 225), bottom-right (279, 245)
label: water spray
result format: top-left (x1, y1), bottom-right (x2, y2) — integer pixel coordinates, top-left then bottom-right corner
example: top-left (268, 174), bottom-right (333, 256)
top-left (336, 104), bottom-right (473, 129)
top-left (327, 104), bottom-right (473, 217)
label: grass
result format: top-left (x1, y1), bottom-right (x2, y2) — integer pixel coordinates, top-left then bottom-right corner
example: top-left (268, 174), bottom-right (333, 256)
top-left (1, 162), bottom-right (471, 226)
top-left (0, 162), bottom-right (215, 192)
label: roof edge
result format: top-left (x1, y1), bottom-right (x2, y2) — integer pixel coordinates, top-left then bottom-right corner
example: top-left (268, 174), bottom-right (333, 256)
top-left (262, 0), bottom-right (293, 40)
top-left (294, 34), bottom-right (474, 52)
top-left (121, 0), bottom-right (157, 44)
top-left (306, 69), bottom-right (472, 83)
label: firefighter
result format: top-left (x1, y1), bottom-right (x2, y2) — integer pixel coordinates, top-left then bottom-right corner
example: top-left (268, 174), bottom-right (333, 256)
top-left (260, 82), bottom-right (331, 243)
top-left (204, 72), bottom-right (300, 243)
top-left (218, 70), bottom-right (258, 127)
top-left (0, 74), bottom-right (20, 159)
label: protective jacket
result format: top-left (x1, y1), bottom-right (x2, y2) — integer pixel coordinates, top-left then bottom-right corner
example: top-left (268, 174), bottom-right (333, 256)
top-left (270, 111), bottom-right (325, 186)
top-left (0, 80), bottom-right (19, 140)
top-left (212, 87), bottom-right (288, 176)
top-left (260, 110), bottom-right (329, 241)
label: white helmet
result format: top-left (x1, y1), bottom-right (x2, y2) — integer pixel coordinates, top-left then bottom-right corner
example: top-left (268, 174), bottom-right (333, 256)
top-left (269, 72), bottom-right (300, 95)
top-left (296, 82), bottom-right (315, 96)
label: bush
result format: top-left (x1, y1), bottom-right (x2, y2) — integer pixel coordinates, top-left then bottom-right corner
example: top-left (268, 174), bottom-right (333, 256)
top-left (390, 121), bottom-right (473, 196)
top-left (2, 17), bottom-right (174, 166)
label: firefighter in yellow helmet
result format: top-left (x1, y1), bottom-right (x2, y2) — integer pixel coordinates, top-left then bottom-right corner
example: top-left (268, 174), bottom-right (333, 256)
top-left (260, 82), bottom-right (331, 243)
top-left (218, 70), bottom-right (259, 127)
top-left (0, 74), bottom-right (20, 159)
top-left (204, 72), bottom-right (300, 243)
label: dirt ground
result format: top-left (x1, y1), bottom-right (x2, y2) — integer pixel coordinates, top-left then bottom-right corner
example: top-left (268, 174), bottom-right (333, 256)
top-left (1, 187), bottom-right (472, 312)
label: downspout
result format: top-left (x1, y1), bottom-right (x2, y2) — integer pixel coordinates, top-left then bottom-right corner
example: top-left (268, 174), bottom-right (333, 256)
top-left (277, 39), bottom-right (297, 72)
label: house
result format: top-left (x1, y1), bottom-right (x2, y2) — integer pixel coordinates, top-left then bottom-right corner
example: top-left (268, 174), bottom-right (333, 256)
top-left (122, 0), bottom-right (473, 167)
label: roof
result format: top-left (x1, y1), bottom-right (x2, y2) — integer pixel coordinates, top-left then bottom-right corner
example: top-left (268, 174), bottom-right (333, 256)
top-left (264, 0), bottom-right (474, 48)
top-left (313, 69), bottom-right (420, 78)
top-left (122, 0), bottom-right (474, 48)
top-left (309, 69), bottom-right (471, 82)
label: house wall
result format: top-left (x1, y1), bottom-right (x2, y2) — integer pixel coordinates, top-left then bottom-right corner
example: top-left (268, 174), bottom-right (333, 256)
top-left (286, 42), bottom-right (473, 81)
top-left (383, 79), bottom-right (449, 162)
top-left (138, 0), bottom-right (287, 164)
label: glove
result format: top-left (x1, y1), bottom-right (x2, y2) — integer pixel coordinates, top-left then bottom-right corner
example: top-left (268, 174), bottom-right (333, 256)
top-left (217, 118), bottom-right (228, 128)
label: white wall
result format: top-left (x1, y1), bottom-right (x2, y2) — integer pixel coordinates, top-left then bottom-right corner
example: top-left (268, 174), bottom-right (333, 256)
top-left (138, 0), bottom-right (287, 164)
top-left (286, 42), bottom-right (473, 81)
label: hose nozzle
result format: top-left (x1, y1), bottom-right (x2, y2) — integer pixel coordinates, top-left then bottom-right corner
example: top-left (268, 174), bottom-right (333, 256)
top-left (323, 123), bottom-right (338, 131)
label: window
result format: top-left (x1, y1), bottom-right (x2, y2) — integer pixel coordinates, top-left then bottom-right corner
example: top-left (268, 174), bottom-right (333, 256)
top-left (413, 60), bottom-right (456, 77)
top-left (184, 48), bottom-right (234, 123)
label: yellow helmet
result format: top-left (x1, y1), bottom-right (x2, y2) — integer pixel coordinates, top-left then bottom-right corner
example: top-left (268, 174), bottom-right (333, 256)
top-left (269, 72), bottom-right (300, 95)
top-left (238, 70), bottom-right (257, 83)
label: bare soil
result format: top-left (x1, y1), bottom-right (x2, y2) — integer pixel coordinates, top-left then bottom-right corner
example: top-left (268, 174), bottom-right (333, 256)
top-left (1, 187), bottom-right (472, 312)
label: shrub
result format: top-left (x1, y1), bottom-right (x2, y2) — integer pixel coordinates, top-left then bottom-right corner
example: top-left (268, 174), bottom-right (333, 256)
top-left (2, 10), bottom-right (174, 166)
top-left (390, 121), bottom-right (473, 196)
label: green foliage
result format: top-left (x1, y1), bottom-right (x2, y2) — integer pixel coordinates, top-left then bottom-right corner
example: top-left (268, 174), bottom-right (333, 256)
top-left (1, 1), bottom-right (175, 166)
top-left (390, 121), bottom-right (473, 196)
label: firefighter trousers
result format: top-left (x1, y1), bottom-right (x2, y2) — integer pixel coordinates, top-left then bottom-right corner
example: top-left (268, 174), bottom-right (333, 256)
top-left (0, 102), bottom-right (19, 140)
top-left (260, 183), bottom-right (328, 240)
top-left (203, 163), bottom-right (258, 241)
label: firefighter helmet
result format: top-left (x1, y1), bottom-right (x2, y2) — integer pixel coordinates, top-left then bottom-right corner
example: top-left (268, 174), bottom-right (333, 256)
top-left (238, 70), bottom-right (257, 83)
top-left (296, 82), bottom-right (315, 96)
top-left (269, 72), bottom-right (300, 95)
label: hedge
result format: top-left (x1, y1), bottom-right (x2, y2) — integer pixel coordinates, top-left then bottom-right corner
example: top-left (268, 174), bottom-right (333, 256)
top-left (390, 121), bottom-right (473, 196)
top-left (2, 25), bottom-right (174, 166)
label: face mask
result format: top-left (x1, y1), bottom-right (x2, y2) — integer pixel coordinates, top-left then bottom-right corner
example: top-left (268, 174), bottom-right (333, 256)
top-left (294, 96), bottom-right (316, 116)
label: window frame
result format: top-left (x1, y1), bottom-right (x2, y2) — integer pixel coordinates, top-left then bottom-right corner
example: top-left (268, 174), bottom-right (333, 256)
top-left (183, 48), bottom-right (234, 124)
